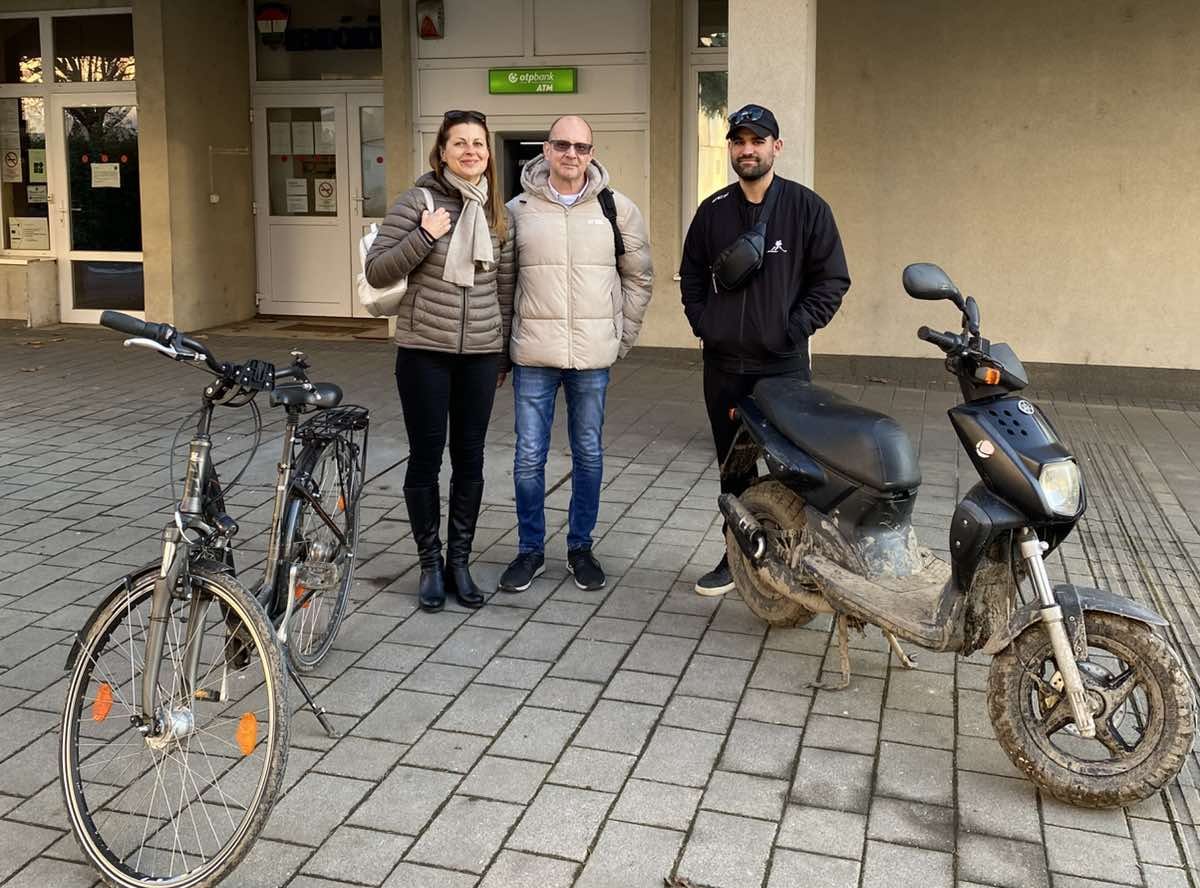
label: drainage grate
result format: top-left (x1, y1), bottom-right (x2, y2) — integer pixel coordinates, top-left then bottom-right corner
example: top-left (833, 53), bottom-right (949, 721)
top-left (1073, 440), bottom-right (1200, 872)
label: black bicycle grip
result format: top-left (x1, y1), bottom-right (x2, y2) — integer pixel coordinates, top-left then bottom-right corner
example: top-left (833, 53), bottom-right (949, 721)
top-left (100, 310), bottom-right (173, 346)
top-left (917, 326), bottom-right (958, 352)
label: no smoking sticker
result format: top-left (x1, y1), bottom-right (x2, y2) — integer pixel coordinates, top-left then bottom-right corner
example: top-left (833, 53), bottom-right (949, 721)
top-left (313, 178), bottom-right (336, 212)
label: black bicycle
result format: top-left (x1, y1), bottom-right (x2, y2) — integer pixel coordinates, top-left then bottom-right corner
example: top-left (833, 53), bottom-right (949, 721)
top-left (59, 311), bottom-right (368, 888)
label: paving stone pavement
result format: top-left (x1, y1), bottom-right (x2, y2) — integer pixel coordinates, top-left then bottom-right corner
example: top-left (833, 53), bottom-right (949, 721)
top-left (1, 323), bottom-right (1199, 887)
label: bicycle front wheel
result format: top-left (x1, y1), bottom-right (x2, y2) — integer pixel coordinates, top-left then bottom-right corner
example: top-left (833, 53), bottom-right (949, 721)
top-left (60, 567), bottom-right (288, 888)
top-left (281, 436), bottom-right (360, 671)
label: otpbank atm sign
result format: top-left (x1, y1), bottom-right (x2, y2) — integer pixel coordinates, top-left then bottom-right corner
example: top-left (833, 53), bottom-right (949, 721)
top-left (489, 67), bottom-right (577, 94)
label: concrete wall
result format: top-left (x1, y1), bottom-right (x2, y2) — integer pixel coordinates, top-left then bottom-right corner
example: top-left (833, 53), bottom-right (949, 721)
top-left (814, 0), bottom-right (1200, 369)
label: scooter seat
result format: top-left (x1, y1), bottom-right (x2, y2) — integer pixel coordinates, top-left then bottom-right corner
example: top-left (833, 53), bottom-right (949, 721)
top-left (751, 379), bottom-right (921, 492)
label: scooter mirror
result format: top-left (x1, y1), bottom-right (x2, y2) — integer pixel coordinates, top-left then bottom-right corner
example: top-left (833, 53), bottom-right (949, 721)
top-left (903, 263), bottom-right (964, 308)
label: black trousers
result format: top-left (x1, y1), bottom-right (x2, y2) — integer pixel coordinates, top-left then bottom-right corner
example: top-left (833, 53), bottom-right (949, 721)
top-left (703, 360), bottom-right (810, 496)
top-left (395, 347), bottom-right (500, 488)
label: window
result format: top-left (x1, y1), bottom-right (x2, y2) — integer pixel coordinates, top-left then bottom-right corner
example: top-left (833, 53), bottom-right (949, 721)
top-left (0, 18), bottom-right (40, 84)
top-left (1, 97), bottom-right (49, 250)
top-left (52, 14), bottom-right (135, 82)
top-left (266, 107), bottom-right (338, 216)
top-left (255, 0), bottom-right (381, 82)
top-left (696, 70), bottom-right (728, 205)
top-left (698, 0), bottom-right (728, 48)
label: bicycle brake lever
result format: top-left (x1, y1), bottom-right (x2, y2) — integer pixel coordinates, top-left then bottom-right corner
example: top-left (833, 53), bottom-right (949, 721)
top-left (124, 337), bottom-right (206, 364)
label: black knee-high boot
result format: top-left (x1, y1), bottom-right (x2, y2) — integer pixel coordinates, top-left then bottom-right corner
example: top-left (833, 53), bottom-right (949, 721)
top-left (404, 485), bottom-right (445, 612)
top-left (444, 478), bottom-right (486, 609)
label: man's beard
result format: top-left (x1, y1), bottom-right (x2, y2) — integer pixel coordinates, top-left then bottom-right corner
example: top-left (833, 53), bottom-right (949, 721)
top-left (734, 156), bottom-right (772, 181)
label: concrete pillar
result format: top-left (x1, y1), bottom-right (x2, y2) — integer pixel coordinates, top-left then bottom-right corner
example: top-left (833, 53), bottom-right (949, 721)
top-left (640, 0), bottom-right (684, 346)
top-left (728, 0), bottom-right (817, 186)
top-left (133, 0), bottom-right (253, 329)
top-left (382, 6), bottom-right (414, 203)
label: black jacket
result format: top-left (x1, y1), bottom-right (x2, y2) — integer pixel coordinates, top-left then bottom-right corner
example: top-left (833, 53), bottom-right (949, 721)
top-left (679, 176), bottom-right (851, 374)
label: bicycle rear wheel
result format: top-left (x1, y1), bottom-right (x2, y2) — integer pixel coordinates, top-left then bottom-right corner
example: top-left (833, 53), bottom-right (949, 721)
top-left (281, 436), bottom-right (361, 671)
top-left (60, 567), bottom-right (288, 888)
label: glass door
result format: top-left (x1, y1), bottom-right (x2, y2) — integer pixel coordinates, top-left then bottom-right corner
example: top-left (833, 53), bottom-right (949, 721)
top-left (253, 93), bottom-right (351, 316)
top-left (49, 92), bottom-right (142, 324)
top-left (348, 95), bottom-right (384, 319)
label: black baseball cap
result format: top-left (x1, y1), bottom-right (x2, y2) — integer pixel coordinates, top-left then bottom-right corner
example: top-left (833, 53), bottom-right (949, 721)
top-left (726, 104), bottom-right (779, 140)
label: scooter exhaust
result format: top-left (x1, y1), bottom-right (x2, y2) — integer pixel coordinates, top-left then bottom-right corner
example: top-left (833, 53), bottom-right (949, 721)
top-left (718, 494), bottom-right (767, 564)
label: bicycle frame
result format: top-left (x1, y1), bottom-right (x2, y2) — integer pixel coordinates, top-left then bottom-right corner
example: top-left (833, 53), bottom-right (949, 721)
top-left (135, 397), bottom-right (365, 731)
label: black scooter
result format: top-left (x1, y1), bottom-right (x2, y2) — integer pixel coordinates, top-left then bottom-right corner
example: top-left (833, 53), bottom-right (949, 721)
top-left (718, 263), bottom-right (1194, 808)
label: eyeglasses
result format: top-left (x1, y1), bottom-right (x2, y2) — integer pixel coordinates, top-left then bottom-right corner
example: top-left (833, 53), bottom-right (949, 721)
top-left (444, 109), bottom-right (487, 123)
top-left (727, 106), bottom-right (767, 126)
top-left (547, 139), bottom-right (593, 156)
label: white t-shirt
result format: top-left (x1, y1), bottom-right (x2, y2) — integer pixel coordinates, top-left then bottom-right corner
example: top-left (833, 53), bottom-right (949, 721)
top-left (548, 180), bottom-right (584, 206)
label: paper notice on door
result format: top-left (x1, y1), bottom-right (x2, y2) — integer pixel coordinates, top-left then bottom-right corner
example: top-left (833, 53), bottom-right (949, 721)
top-left (291, 122), bottom-right (315, 155)
top-left (8, 216), bottom-right (50, 250)
top-left (268, 121), bottom-right (291, 155)
top-left (315, 121), bottom-right (336, 155)
top-left (0, 99), bottom-right (18, 134)
top-left (286, 194), bottom-right (309, 213)
top-left (313, 178), bottom-right (336, 212)
top-left (28, 148), bottom-right (46, 183)
top-left (92, 162), bottom-right (121, 188)
top-left (285, 177), bottom-right (307, 197)
top-left (27, 184), bottom-right (47, 203)
top-left (1, 135), bottom-right (22, 183)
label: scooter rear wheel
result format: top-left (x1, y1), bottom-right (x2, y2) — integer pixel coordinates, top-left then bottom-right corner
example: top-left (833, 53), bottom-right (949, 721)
top-left (725, 481), bottom-right (816, 627)
top-left (987, 611), bottom-right (1195, 808)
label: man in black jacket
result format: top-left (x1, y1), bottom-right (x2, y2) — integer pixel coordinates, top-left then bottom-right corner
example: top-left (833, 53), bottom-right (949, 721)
top-left (680, 103), bottom-right (851, 596)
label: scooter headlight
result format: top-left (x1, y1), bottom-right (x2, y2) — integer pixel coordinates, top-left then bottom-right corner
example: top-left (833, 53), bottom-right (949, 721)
top-left (1039, 460), bottom-right (1082, 516)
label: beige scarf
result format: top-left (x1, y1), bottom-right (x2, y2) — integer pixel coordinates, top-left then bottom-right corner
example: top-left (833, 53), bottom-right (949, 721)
top-left (441, 168), bottom-right (495, 287)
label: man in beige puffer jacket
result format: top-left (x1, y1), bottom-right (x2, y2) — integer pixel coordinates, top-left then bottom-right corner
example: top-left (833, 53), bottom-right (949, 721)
top-left (498, 115), bottom-right (653, 594)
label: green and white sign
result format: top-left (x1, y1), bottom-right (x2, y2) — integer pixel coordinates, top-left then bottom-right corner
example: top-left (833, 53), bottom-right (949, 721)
top-left (489, 67), bottom-right (577, 95)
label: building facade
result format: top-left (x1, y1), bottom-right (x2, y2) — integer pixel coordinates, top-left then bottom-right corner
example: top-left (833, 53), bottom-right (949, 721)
top-left (1, 0), bottom-right (1197, 370)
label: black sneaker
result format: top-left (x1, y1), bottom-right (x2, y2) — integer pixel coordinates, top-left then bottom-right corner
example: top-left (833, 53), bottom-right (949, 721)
top-left (694, 554), bottom-right (735, 597)
top-left (499, 552), bottom-right (545, 593)
top-left (567, 547), bottom-right (606, 591)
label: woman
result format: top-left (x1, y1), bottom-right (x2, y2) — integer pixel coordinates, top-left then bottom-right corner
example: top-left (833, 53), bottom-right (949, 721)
top-left (364, 110), bottom-right (514, 613)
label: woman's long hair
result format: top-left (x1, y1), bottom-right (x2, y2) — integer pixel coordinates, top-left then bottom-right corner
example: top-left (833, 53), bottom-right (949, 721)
top-left (428, 111), bottom-right (507, 241)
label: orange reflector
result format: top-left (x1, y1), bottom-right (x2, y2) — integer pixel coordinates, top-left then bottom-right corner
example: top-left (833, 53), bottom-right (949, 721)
top-left (980, 367), bottom-right (1001, 385)
top-left (336, 495), bottom-right (345, 514)
top-left (295, 583), bottom-right (310, 608)
top-left (235, 712), bottom-right (258, 755)
top-left (92, 683), bottom-right (113, 722)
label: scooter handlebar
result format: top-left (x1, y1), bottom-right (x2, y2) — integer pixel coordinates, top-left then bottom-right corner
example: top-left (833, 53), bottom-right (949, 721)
top-left (918, 326), bottom-right (961, 353)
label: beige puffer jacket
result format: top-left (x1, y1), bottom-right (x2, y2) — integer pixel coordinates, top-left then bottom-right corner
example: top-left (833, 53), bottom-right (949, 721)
top-left (506, 156), bottom-right (653, 369)
top-left (364, 171), bottom-right (515, 360)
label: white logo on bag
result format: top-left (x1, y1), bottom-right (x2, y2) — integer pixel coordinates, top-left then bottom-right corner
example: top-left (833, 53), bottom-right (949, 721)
top-left (766, 240), bottom-right (787, 254)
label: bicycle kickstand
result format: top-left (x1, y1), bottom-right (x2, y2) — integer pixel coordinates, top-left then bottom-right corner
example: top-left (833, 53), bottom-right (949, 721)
top-left (288, 661), bottom-right (340, 738)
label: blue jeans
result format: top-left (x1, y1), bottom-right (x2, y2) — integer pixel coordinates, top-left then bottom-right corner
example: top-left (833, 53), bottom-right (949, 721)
top-left (512, 365), bottom-right (609, 554)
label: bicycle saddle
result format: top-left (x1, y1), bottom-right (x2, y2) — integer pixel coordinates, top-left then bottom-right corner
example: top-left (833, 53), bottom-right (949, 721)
top-left (270, 382), bottom-right (343, 409)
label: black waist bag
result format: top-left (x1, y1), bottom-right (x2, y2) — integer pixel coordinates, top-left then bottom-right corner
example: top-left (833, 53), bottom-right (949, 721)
top-left (712, 180), bottom-right (780, 291)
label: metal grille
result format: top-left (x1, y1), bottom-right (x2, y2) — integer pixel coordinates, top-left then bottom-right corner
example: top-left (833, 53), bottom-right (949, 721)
top-left (1072, 439), bottom-right (1200, 871)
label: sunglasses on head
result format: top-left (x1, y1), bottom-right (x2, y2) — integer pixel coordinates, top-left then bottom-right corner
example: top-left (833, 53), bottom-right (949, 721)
top-left (727, 106), bottom-right (767, 126)
top-left (444, 109), bottom-right (487, 123)
top-left (547, 139), bottom-right (593, 156)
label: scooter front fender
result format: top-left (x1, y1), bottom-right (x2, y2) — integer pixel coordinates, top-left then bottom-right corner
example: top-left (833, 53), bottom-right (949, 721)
top-left (981, 583), bottom-right (1167, 657)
